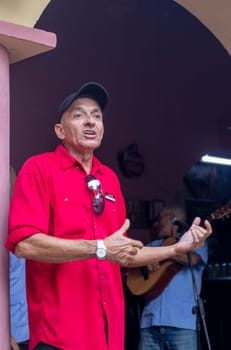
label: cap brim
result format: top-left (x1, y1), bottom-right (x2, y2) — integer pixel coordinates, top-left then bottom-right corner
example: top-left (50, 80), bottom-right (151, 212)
top-left (57, 82), bottom-right (109, 122)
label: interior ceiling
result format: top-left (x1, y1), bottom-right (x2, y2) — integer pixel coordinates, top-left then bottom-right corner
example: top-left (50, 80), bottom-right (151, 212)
top-left (0, 0), bottom-right (51, 27)
top-left (175, 0), bottom-right (231, 55)
top-left (0, 0), bottom-right (230, 58)
top-left (0, 0), bottom-right (229, 69)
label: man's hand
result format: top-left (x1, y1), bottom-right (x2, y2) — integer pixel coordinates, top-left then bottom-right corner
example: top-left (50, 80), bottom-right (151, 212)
top-left (147, 262), bottom-right (160, 272)
top-left (175, 217), bottom-right (212, 254)
top-left (104, 219), bottom-right (143, 266)
top-left (10, 336), bottom-right (19, 350)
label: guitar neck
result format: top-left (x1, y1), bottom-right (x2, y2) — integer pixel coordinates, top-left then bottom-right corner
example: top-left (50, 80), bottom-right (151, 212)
top-left (205, 202), bottom-right (231, 223)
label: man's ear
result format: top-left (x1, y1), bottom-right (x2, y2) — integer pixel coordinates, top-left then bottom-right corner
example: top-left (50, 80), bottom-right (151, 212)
top-left (54, 124), bottom-right (65, 140)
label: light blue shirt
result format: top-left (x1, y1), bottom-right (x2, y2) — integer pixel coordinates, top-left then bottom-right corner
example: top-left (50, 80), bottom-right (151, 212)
top-left (140, 240), bottom-right (208, 330)
top-left (10, 253), bottom-right (29, 343)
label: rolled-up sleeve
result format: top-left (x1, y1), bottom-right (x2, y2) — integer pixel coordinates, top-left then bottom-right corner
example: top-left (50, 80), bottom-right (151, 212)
top-left (5, 158), bottom-right (51, 253)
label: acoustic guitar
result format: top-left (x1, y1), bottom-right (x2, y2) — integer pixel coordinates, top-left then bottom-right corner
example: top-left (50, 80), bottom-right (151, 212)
top-left (126, 203), bottom-right (231, 300)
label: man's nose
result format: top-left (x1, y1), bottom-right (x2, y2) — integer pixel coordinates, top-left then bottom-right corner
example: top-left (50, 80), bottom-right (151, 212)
top-left (85, 114), bottom-right (95, 123)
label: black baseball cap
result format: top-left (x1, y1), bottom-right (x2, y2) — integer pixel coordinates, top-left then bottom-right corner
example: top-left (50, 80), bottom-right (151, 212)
top-left (57, 82), bottom-right (109, 122)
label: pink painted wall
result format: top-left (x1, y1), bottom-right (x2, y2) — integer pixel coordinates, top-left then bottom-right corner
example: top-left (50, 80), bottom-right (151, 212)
top-left (0, 45), bottom-right (10, 350)
top-left (9, 0), bottom-right (231, 218)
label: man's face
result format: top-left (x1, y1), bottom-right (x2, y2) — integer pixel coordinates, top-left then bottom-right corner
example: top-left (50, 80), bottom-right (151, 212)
top-left (153, 209), bottom-right (175, 239)
top-left (55, 97), bottom-right (104, 154)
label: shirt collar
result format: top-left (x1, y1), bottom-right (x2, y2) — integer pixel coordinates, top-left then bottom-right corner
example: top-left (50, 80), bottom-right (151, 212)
top-left (55, 144), bottom-right (103, 175)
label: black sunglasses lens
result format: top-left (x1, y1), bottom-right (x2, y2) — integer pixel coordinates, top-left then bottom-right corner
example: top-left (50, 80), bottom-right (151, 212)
top-left (85, 175), bottom-right (105, 215)
top-left (93, 196), bottom-right (105, 215)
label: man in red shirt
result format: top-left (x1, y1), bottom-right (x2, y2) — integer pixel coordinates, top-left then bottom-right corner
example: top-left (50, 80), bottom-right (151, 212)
top-left (6, 82), bottom-right (212, 350)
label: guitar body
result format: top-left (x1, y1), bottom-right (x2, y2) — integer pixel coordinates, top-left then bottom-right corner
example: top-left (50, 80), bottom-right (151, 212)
top-left (127, 260), bottom-right (182, 300)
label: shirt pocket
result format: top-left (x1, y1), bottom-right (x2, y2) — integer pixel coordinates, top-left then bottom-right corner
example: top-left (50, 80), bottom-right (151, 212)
top-left (51, 192), bottom-right (90, 238)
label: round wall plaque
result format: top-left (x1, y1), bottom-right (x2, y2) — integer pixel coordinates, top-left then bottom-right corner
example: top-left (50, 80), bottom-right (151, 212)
top-left (117, 144), bottom-right (144, 178)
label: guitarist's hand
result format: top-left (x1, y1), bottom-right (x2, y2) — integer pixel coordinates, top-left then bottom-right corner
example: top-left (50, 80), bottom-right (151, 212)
top-left (104, 219), bottom-right (143, 266)
top-left (147, 262), bottom-right (160, 272)
top-left (175, 217), bottom-right (212, 254)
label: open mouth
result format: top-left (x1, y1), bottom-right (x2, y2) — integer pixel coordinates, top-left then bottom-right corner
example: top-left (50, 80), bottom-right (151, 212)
top-left (83, 130), bottom-right (97, 139)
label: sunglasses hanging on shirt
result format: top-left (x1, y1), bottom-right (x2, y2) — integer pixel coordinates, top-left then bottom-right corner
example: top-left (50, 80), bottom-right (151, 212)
top-left (85, 175), bottom-right (105, 215)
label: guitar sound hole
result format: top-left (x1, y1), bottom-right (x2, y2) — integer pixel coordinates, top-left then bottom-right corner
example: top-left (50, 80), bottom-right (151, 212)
top-left (140, 266), bottom-right (149, 280)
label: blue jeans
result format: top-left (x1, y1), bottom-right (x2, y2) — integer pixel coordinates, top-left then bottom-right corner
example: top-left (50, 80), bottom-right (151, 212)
top-left (18, 341), bottom-right (29, 350)
top-left (34, 343), bottom-right (61, 350)
top-left (139, 326), bottom-right (198, 350)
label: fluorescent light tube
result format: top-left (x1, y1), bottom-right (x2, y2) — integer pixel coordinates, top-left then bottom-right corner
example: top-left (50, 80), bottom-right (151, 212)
top-left (201, 154), bottom-right (231, 166)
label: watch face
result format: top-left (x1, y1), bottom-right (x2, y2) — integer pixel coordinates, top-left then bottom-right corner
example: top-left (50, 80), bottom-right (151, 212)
top-left (96, 247), bottom-right (106, 260)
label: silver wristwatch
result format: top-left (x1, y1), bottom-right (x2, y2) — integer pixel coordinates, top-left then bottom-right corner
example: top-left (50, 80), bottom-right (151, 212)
top-left (96, 240), bottom-right (107, 260)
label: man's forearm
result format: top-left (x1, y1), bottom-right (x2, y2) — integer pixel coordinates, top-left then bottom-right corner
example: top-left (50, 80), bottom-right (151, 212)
top-left (126, 245), bottom-right (177, 267)
top-left (173, 252), bottom-right (201, 266)
top-left (15, 233), bottom-right (97, 263)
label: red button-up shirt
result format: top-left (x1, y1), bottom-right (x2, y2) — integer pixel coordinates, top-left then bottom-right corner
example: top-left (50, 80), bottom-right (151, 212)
top-left (6, 145), bottom-right (127, 350)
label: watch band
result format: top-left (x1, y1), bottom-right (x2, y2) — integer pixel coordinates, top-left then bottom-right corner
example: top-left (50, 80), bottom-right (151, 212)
top-left (97, 240), bottom-right (106, 250)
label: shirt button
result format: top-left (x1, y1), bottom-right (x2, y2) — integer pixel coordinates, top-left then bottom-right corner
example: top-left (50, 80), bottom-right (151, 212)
top-left (103, 301), bottom-right (106, 305)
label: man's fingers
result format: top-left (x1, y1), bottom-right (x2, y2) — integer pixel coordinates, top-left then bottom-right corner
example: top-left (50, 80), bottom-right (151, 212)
top-left (130, 247), bottom-right (139, 256)
top-left (191, 216), bottom-right (201, 226)
top-left (204, 220), bottom-right (212, 235)
top-left (114, 219), bottom-right (143, 249)
top-left (190, 217), bottom-right (212, 238)
top-left (131, 238), bottom-right (143, 249)
top-left (118, 218), bottom-right (130, 234)
top-left (190, 220), bottom-right (212, 237)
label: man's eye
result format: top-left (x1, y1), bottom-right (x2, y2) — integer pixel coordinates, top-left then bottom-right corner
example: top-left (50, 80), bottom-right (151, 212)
top-left (93, 114), bottom-right (102, 120)
top-left (73, 113), bottom-right (83, 118)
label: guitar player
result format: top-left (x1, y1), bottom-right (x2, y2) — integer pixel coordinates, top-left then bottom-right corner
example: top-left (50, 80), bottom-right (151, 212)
top-left (139, 206), bottom-right (208, 350)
